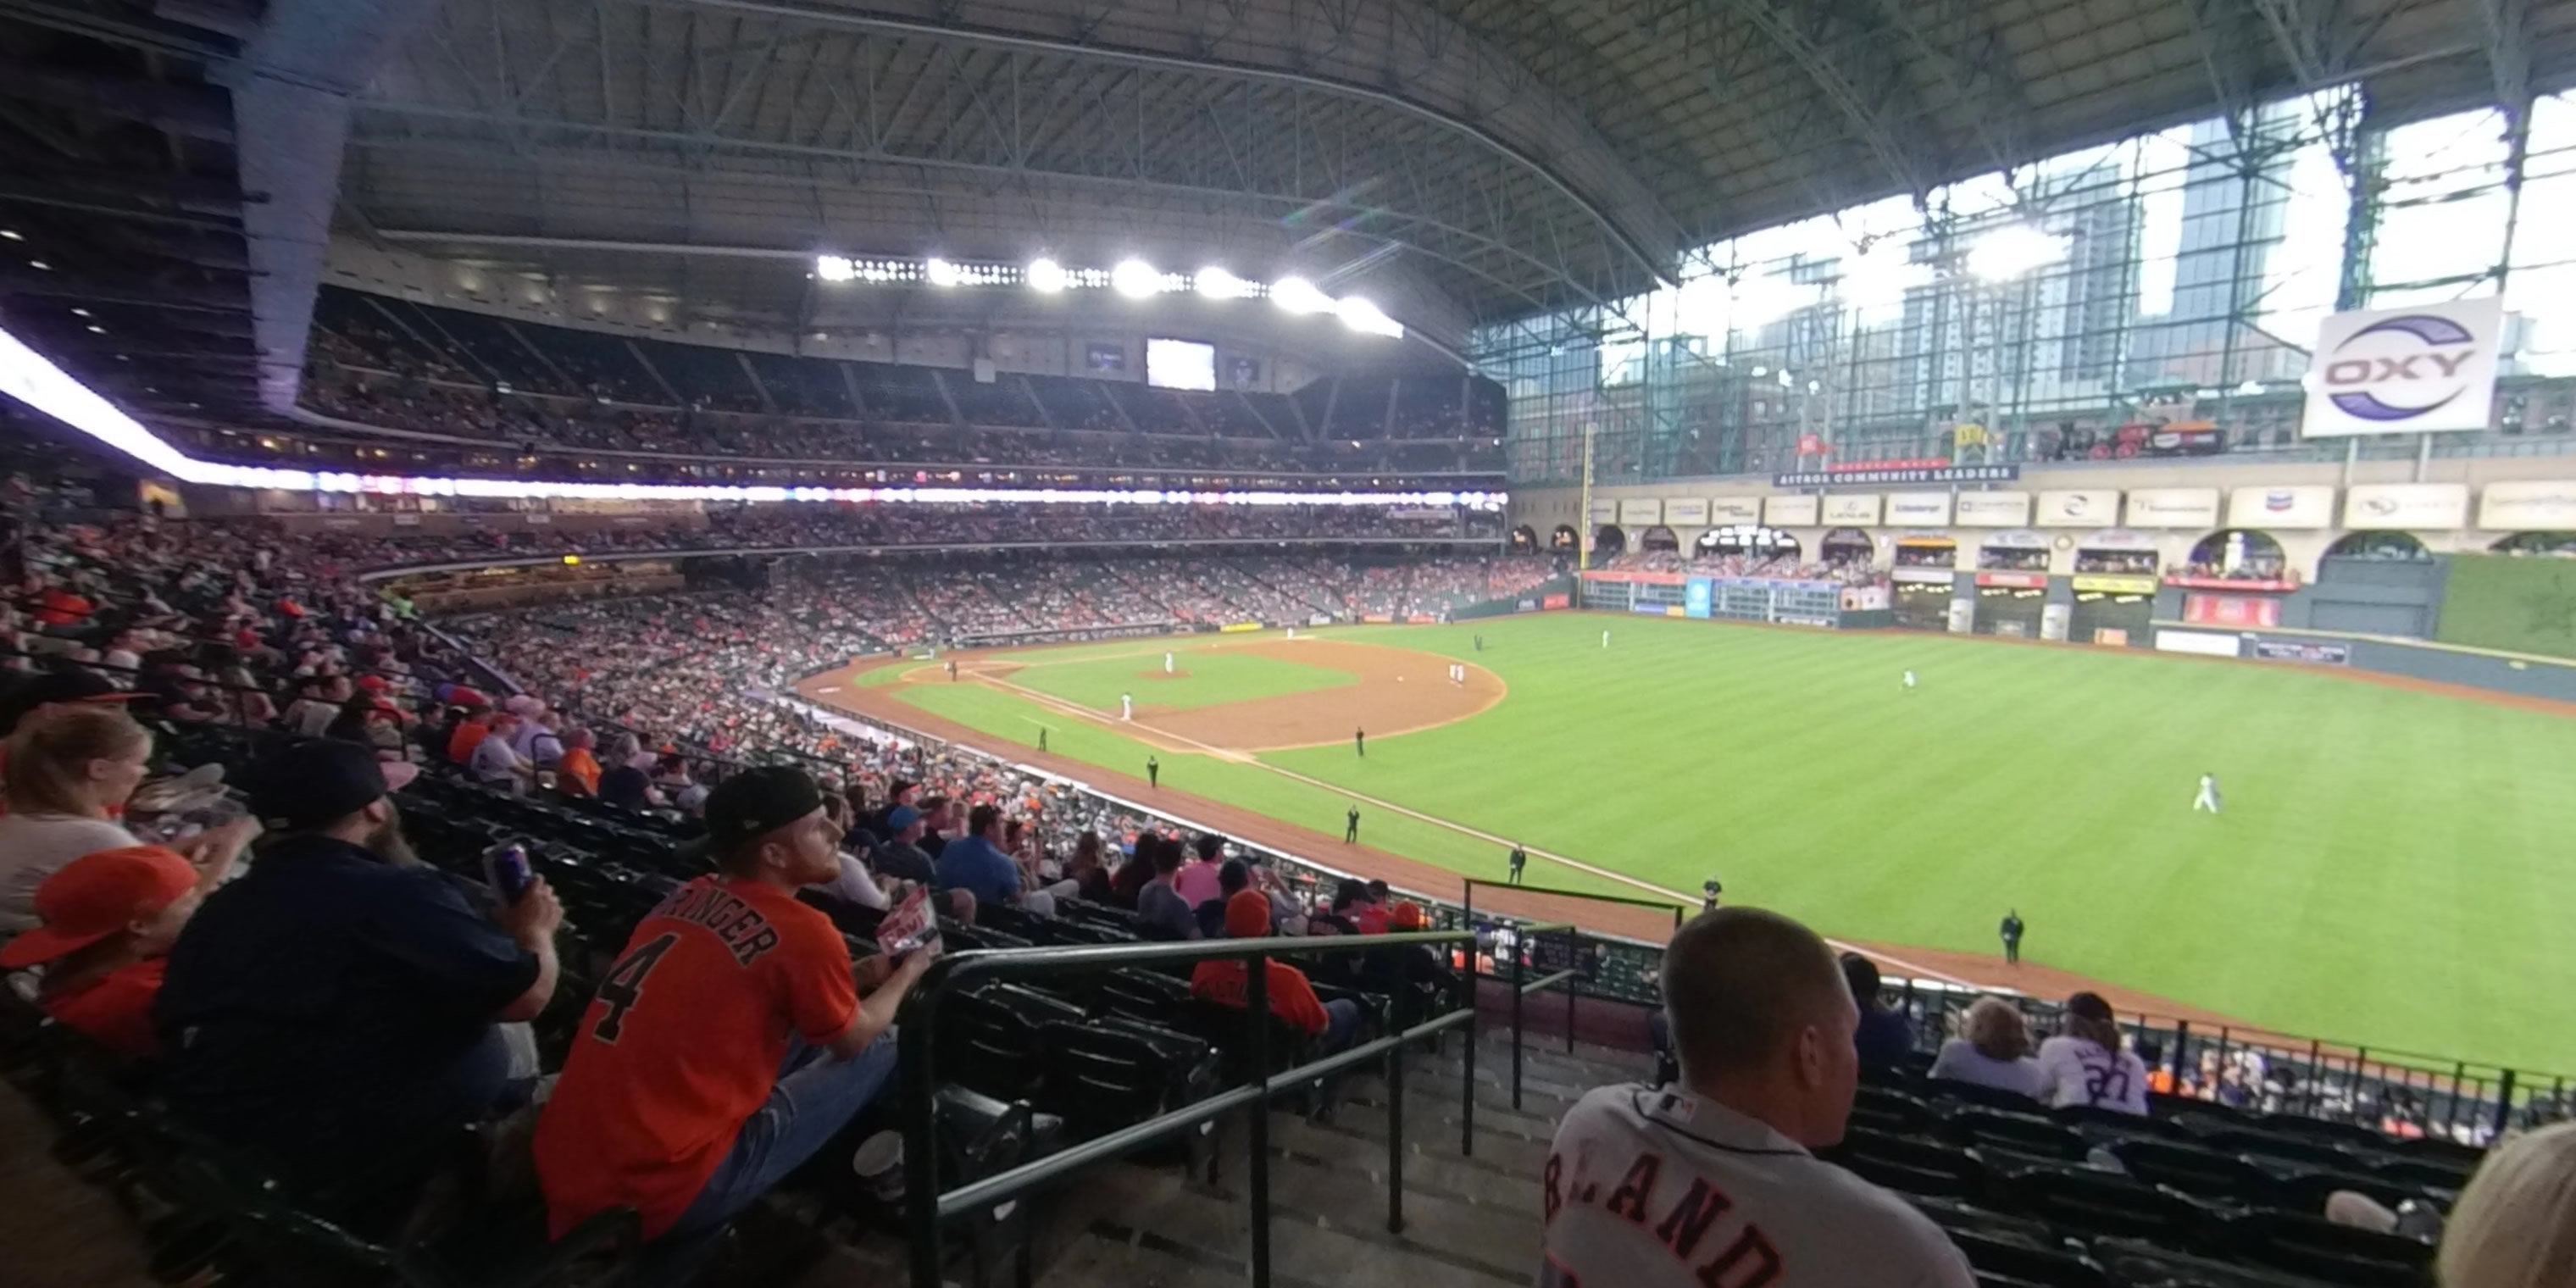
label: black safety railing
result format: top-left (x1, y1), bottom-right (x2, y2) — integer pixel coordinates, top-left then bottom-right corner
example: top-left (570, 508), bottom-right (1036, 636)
top-left (894, 923), bottom-right (1570, 1288)
top-left (1461, 878), bottom-right (1688, 1110)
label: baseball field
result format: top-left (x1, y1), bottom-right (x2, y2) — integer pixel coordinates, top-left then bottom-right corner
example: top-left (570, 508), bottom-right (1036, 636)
top-left (808, 613), bottom-right (2576, 1077)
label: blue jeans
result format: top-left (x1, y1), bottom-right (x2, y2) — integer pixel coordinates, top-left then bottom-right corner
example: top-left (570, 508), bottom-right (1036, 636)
top-left (640, 1031), bottom-right (899, 1283)
top-left (1320, 998), bottom-right (1363, 1052)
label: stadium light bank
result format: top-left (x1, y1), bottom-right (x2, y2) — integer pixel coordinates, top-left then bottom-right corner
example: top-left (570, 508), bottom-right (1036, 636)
top-left (0, 325), bottom-right (1499, 509)
top-left (817, 253), bottom-right (1404, 340)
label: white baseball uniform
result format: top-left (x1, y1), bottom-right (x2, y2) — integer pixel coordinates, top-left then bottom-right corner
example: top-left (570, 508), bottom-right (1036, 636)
top-left (1542, 1085), bottom-right (1973, 1288)
top-left (1164, 652), bottom-right (1174, 674)
top-left (1902, 669), bottom-right (1917, 691)
top-left (1121, 693), bottom-right (1134, 721)
top-left (1602, 630), bottom-right (1611, 648)
top-left (2193, 774), bottom-right (2220, 813)
top-left (2035, 1036), bottom-right (2151, 1116)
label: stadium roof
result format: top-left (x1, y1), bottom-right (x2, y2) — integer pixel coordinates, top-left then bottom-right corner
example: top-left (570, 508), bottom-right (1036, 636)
top-left (3, 0), bottom-right (2573, 425)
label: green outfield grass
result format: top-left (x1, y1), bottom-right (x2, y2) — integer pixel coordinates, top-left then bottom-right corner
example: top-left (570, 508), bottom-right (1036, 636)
top-left (997, 643), bottom-right (1358, 713)
top-left (880, 615), bottom-right (2576, 1075)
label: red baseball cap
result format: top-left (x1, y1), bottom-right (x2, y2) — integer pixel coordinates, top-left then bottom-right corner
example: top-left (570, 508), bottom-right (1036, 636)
top-left (0, 847), bottom-right (197, 968)
top-left (354, 675), bottom-right (391, 693)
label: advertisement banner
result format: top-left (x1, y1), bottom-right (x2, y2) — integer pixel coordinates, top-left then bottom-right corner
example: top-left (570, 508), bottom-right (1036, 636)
top-left (2301, 296), bottom-right (2504, 436)
top-left (1975, 571), bottom-right (2048, 589)
top-left (1362, 613), bottom-right (1393, 624)
top-left (1709, 496), bottom-right (1765, 524)
top-left (1665, 605), bottom-right (1687, 618)
top-left (1542, 592), bottom-right (1571, 610)
top-left (1406, 614), bottom-right (1441, 625)
top-left (2078, 529), bottom-right (2160, 550)
top-left (1763, 494), bottom-right (1821, 526)
top-left (1885, 492), bottom-right (1952, 526)
top-left (2251, 638), bottom-right (2352, 665)
top-left (2155, 629), bottom-right (2242, 658)
top-left (1515, 597), bottom-right (1539, 613)
top-left (2037, 490), bottom-right (2120, 527)
top-left (2070, 575), bottom-right (2159, 594)
top-left (2226, 485), bottom-right (2336, 530)
top-left (1587, 499), bottom-right (1618, 524)
top-left (1840, 585), bottom-right (1891, 610)
top-left (1684, 578), bottom-right (1713, 619)
top-left (1585, 570), bottom-right (1686, 586)
top-left (1664, 498), bottom-right (1711, 526)
top-left (1633, 602), bottom-right (1672, 615)
top-left (2184, 594), bottom-right (2283, 627)
top-left (1219, 622), bottom-right (1263, 633)
top-left (1980, 529), bottom-right (2050, 549)
top-left (1618, 498), bottom-right (1663, 525)
top-left (2094, 628), bottom-right (2131, 646)
top-left (2477, 480), bottom-right (2576, 530)
top-left (1953, 491), bottom-right (2032, 526)
top-left (2125, 487), bottom-right (2223, 528)
top-left (1820, 493), bottom-right (1882, 525)
top-left (1774, 464), bottom-right (2018, 486)
top-left (2344, 483), bottom-right (2468, 530)
top-left (1890, 568), bottom-right (1957, 584)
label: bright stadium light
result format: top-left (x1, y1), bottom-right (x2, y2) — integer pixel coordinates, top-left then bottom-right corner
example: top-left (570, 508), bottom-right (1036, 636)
top-left (814, 254), bottom-right (857, 282)
top-left (1270, 275), bottom-right (1332, 314)
top-left (924, 257), bottom-right (962, 287)
top-left (1195, 266), bottom-right (1253, 300)
top-left (1967, 224), bottom-right (2070, 281)
top-left (1111, 258), bottom-right (1162, 298)
top-left (1027, 258), bottom-right (1067, 293)
top-left (1335, 295), bottom-right (1404, 338)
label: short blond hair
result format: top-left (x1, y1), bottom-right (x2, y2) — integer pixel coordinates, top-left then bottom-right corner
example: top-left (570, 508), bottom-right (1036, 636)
top-left (2439, 1121), bottom-right (2576, 1288)
top-left (1961, 997), bottom-right (2032, 1061)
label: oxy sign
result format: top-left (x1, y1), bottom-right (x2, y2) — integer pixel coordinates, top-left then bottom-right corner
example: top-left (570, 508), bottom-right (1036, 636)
top-left (2301, 297), bottom-right (2503, 436)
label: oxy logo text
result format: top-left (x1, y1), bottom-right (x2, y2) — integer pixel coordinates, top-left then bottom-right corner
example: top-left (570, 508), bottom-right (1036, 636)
top-left (2322, 314), bottom-right (2479, 423)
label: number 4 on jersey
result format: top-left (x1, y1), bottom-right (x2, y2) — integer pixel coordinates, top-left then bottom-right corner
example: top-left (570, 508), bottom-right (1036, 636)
top-left (590, 932), bottom-right (679, 1044)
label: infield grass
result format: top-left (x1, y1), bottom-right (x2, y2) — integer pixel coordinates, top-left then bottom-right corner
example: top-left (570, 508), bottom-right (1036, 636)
top-left (997, 644), bottom-right (1358, 713)
top-left (884, 613), bottom-right (2576, 1075)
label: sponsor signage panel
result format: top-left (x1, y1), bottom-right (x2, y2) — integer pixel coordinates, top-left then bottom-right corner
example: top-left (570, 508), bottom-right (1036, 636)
top-left (1684, 578), bottom-right (1713, 619)
top-left (1840, 585), bottom-right (1891, 610)
top-left (2155, 629), bottom-right (2243, 658)
top-left (1618, 497), bottom-right (1663, 525)
top-left (1820, 493), bottom-right (1882, 525)
top-left (1980, 529), bottom-right (2050, 549)
top-left (1774, 464), bottom-right (2018, 486)
top-left (2078, 529), bottom-right (2160, 550)
top-left (1542, 592), bottom-right (1571, 610)
top-left (2164, 574), bottom-right (2299, 591)
top-left (1975, 571), bottom-right (2049, 589)
top-left (2344, 483), bottom-right (2468, 530)
top-left (1219, 622), bottom-right (1263, 633)
top-left (1586, 499), bottom-right (1618, 524)
top-left (2478, 480), bottom-right (2576, 530)
top-left (1954, 491), bottom-right (2031, 526)
top-left (1763, 494), bottom-right (1821, 526)
top-left (1583, 570), bottom-right (1686, 586)
top-left (2126, 488), bottom-right (2222, 528)
top-left (2226, 485), bottom-right (2335, 530)
top-left (2139, 423), bottom-right (2225, 457)
top-left (1885, 492), bottom-right (1952, 525)
top-left (2070, 575), bottom-right (2159, 594)
top-left (1665, 498), bottom-right (1710, 526)
top-left (2038, 490), bottom-right (2120, 527)
top-left (2251, 638), bottom-right (2352, 665)
top-left (2302, 297), bottom-right (2504, 436)
top-left (2185, 594), bottom-right (2284, 627)
top-left (1891, 568), bottom-right (1957, 584)
top-left (1709, 496), bottom-right (1764, 524)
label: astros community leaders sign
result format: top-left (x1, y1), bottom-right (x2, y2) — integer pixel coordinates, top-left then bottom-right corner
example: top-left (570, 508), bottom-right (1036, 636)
top-left (1773, 464), bottom-right (2019, 486)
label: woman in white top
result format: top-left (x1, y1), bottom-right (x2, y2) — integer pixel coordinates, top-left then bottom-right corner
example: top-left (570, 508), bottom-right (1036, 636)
top-left (0, 704), bottom-right (153, 934)
top-left (2033, 991), bottom-right (2151, 1115)
top-left (1929, 997), bottom-right (2046, 1101)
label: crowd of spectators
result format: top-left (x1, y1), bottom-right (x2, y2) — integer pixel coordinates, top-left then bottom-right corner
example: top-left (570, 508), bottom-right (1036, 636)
top-left (297, 290), bottom-right (1506, 473)
top-left (1604, 548), bottom-right (1889, 587)
top-left (2073, 549), bottom-right (2158, 575)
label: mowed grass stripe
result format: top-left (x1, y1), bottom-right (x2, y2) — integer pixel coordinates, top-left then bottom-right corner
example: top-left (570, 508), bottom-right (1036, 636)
top-left (878, 615), bottom-right (2576, 1074)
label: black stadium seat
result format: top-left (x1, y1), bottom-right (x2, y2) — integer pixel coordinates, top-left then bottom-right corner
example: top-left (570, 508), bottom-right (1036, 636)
top-left (2216, 1209), bottom-right (2433, 1288)
top-left (1946, 1227), bottom-right (2112, 1288)
top-left (1946, 1107), bottom-right (2093, 1163)
top-left (2107, 1139), bottom-right (2273, 1205)
top-left (1831, 1126), bottom-right (1991, 1201)
top-left (1988, 1159), bottom-right (2201, 1244)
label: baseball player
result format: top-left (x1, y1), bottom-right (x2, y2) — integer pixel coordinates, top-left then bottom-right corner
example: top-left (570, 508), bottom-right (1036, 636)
top-left (1120, 692), bottom-right (1134, 721)
top-left (1164, 651), bottom-right (1174, 675)
top-left (1146, 755), bottom-right (1159, 788)
top-left (1999, 910), bottom-right (2024, 965)
top-left (1601, 629), bottom-right (1612, 649)
top-left (1353, 726), bottom-right (1365, 758)
top-left (2192, 771), bottom-right (2221, 815)
top-left (947, 659), bottom-right (958, 681)
top-left (1507, 843), bottom-right (1527, 886)
top-left (1901, 669), bottom-right (1917, 692)
top-left (1344, 806), bottom-right (1361, 844)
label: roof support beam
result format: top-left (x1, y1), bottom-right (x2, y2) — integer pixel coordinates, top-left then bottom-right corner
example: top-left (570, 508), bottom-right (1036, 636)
top-left (602, 0), bottom-right (1680, 287)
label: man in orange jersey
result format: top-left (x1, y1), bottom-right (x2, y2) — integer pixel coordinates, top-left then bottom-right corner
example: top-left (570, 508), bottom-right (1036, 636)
top-left (534, 765), bottom-right (930, 1274)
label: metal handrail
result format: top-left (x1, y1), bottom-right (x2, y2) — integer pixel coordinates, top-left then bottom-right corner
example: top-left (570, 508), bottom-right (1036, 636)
top-left (895, 924), bottom-right (1572, 1288)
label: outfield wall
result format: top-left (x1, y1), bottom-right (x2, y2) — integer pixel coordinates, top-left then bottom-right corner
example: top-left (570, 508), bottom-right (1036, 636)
top-left (2151, 622), bottom-right (2576, 704)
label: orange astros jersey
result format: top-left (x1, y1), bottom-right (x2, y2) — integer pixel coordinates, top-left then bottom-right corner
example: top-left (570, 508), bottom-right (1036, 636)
top-left (534, 875), bottom-right (858, 1240)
